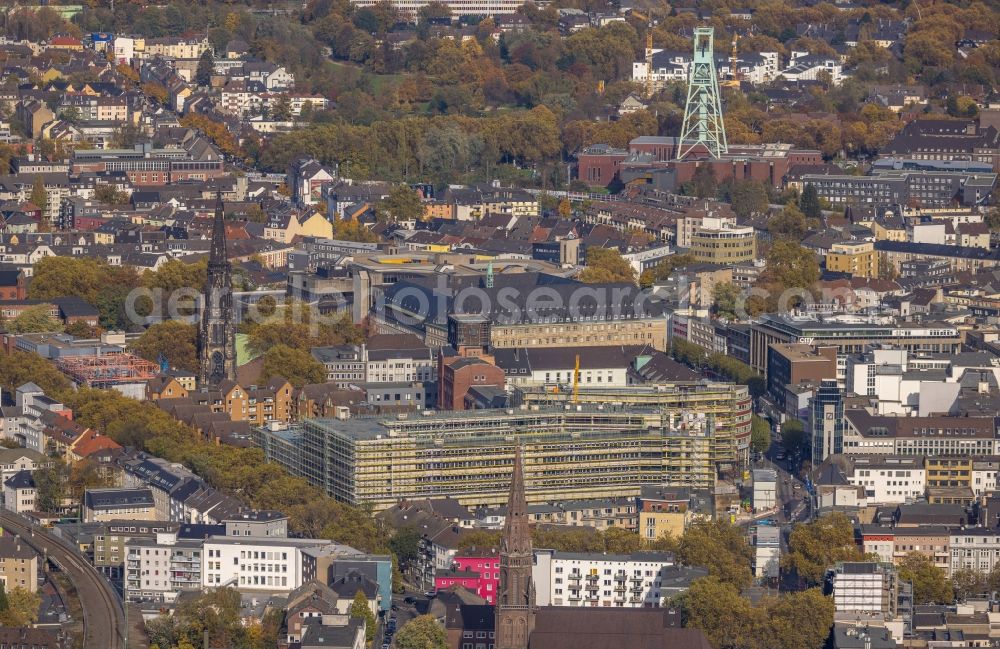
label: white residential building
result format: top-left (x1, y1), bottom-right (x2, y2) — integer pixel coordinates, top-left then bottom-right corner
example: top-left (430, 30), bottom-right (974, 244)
top-left (950, 528), bottom-right (1000, 576)
top-left (124, 531), bottom-right (203, 602)
top-left (2, 470), bottom-right (36, 514)
top-left (973, 458), bottom-right (1000, 497)
top-left (632, 50), bottom-right (780, 88)
top-left (0, 383), bottom-right (71, 453)
top-left (845, 456), bottom-right (925, 506)
top-left (780, 51), bottom-right (844, 85)
top-left (533, 550), bottom-right (682, 608)
top-left (202, 537), bottom-right (325, 592)
top-left (830, 561), bottom-right (901, 618)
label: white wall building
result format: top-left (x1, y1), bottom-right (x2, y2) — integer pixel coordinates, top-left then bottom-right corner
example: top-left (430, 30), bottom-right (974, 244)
top-left (533, 549), bottom-right (679, 608)
top-left (830, 562), bottom-right (900, 617)
top-left (124, 531), bottom-right (203, 603)
top-left (845, 456), bottom-right (925, 506)
top-left (202, 537), bottom-right (325, 592)
top-left (973, 458), bottom-right (1000, 497)
top-left (780, 52), bottom-right (844, 85)
top-left (349, 0), bottom-right (524, 17)
top-left (754, 525), bottom-right (780, 578)
top-left (752, 469), bottom-right (777, 512)
top-left (950, 529), bottom-right (1000, 576)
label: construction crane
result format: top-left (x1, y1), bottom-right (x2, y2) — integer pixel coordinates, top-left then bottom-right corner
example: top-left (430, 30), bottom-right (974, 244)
top-left (723, 34), bottom-right (741, 88)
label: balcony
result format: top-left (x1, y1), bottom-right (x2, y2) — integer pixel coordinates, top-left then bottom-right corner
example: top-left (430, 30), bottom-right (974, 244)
top-left (629, 575), bottom-right (643, 583)
top-left (585, 573), bottom-right (599, 581)
top-left (585, 583), bottom-right (599, 592)
top-left (568, 592), bottom-right (581, 601)
top-left (613, 572), bottom-right (626, 581)
top-left (629, 596), bottom-right (643, 604)
top-left (568, 574), bottom-right (581, 583)
top-left (614, 584), bottom-right (626, 592)
top-left (630, 585), bottom-right (643, 593)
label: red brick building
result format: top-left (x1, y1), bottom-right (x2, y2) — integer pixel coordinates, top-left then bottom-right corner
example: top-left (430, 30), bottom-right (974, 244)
top-left (437, 354), bottom-right (505, 411)
top-left (0, 269), bottom-right (27, 300)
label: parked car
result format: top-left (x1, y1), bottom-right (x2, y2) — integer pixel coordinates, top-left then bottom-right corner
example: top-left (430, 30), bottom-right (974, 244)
top-left (403, 596), bottom-right (417, 605)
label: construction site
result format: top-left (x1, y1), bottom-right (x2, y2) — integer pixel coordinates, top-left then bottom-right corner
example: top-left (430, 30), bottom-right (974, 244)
top-left (57, 352), bottom-right (159, 399)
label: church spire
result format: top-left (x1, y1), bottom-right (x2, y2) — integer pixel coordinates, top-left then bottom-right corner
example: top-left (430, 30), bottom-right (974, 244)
top-left (209, 191), bottom-right (228, 268)
top-left (501, 445), bottom-right (530, 555)
top-left (198, 190), bottom-right (236, 386)
top-left (496, 444), bottom-right (534, 649)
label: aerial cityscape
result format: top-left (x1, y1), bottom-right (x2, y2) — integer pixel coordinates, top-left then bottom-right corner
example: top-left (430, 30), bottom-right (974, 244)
top-left (0, 0), bottom-right (994, 647)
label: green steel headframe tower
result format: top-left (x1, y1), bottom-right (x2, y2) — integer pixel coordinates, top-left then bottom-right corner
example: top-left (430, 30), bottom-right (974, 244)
top-left (676, 27), bottom-right (728, 160)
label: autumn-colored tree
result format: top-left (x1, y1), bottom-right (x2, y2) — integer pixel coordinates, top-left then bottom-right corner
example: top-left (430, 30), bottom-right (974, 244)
top-left (261, 344), bottom-right (327, 387)
top-left (131, 321), bottom-right (198, 373)
top-left (784, 512), bottom-right (864, 585)
top-left (579, 247), bottom-right (636, 284)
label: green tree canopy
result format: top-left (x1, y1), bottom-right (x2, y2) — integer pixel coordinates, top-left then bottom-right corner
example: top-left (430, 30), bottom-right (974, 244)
top-left (0, 350), bottom-right (71, 396)
top-left (799, 183), bottom-right (822, 220)
top-left (899, 552), bottom-right (954, 605)
top-left (131, 321), bottom-right (198, 373)
top-left (196, 49), bottom-right (215, 87)
top-left (0, 586), bottom-right (41, 627)
top-left (728, 180), bottom-right (770, 220)
top-left (349, 590), bottom-right (377, 643)
top-left (769, 203), bottom-right (808, 241)
top-left (579, 247), bottom-right (636, 284)
top-left (395, 615), bottom-right (448, 649)
top-left (7, 304), bottom-right (63, 334)
top-left (261, 344), bottom-right (326, 387)
top-left (784, 512), bottom-right (864, 586)
top-left (780, 419), bottom-right (806, 455)
top-left (377, 185), bottom-right (424, 222)
top-left (751, 415), bottom-right (771, 454)
top-left (675, 520), bottom-right (754, 589)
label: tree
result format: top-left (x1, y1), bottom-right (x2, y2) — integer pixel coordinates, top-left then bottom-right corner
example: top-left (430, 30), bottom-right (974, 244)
top-left (691, 162), bottom-right (717, 199)
top-left (759, 240), bottom-right (820, 297)
top-left (579, 247), bottom-right (636, 284)
top-left (781, 419), bottom-right (806, 454)
top-left (349, 590), bottom-right (377, 644)
top-left (29, 176), bottom-right (47, 231)
top-left (389, 526), bottom-right (421, 570)
top-left (261, 344), bottom-right (326, 387)
top-left (0, 350), bottom-right (71, 395)
top-left (751, 415), bottom-right (771, 454)
top-left (0, 586), bottom-right (41, 627)
top-left (395, 615), bottom-right (448, 649)
top-left (899, 553), bottom-right (953, 605)
top-left (94, 183), bottom-right (130, 205)
top-left (638, 253), bottom-right (696, 288)
top-left (332, 219), bottom-right (378, 242)
top-left (377, 185), bottom-right (424, 222)
top-left (8, 304), bottom-right (63, 334)
top-left (951, 567), bottom-right (986, 602)
top-left (785, 512), bottom-right (864, 586)
top-left (34, 459), bottom-right (68, 513)
top-left (681, 577), bottom-right (762, 649)
top-left (676, 520), bottom-right (754, 589)
top-left (271, 95), bottom-right (293, 121)
top-left (728, 180), bottom-right (769, 219)
top-left (557, 199), bottom-right (571, 218)
top-left (131, 321), bottom-right (198, 373)
top-left (712, 282), bottom-right (740, 320)
top-left (196, 49), bottom-right (214, 87)
top-left (769, 203), bottom-right (807, 241)
top-left (985, 207), bottom-right (1000, 233)
top-left (799, 184), bottom-right (822, 220)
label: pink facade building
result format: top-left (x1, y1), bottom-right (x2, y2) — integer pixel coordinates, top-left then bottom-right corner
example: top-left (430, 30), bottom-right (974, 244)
top-left (434, 551), bottom-right (499, 604)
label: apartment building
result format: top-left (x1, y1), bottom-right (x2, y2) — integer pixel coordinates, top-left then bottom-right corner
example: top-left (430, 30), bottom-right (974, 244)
top-left (83, 488), bottom-right (156, 523)
top-left (256, 403), bottom-right (746, 510)
top-left (636, 487), bottom-right (704, 543)
top-left (827, 241), bottom-right (880, 279)
top-left (532, 550), bottom-right (703, 608)
top-left (125, 529), bottom-right (204, 602)
top-left (0, 536), bottom-right (37, 593)
top-left (844, 456), bottom-right (925, 506)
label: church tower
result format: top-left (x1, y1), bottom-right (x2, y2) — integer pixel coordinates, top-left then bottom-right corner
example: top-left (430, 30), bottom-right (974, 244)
top-left (496, 445), bottom-right (535, 649)
top-left (198, 193), bottom-right (236, 386)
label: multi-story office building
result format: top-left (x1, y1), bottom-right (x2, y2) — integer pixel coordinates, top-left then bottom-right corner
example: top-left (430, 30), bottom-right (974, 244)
top-left (689, 216), bottom-right (757, 264)
top-left (202, 536), bottom-right (324, 592)
top-left (811, 380), bottom-right (845, 466)
top-left (766, 343), bottom-right (838, 413)
top-left (749, 314), bottom-right (961, 375)
top-left (532, 550), bottom-right (702, 608)
top-left (843, 410), bottom-right (1000, 457)
top-left (257, 400), bottom-right (749, 510)
top-left (801, 169), bottom-right (997, 208)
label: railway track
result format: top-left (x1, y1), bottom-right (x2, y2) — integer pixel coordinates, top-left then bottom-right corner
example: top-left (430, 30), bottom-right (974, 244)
top-left (0, 511), bottom-right (125, 649)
